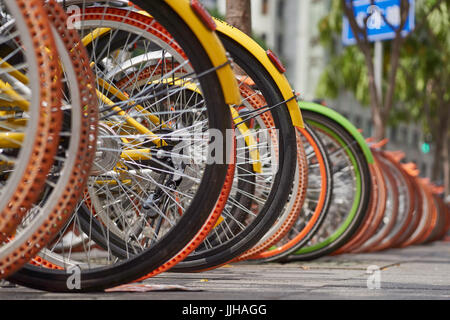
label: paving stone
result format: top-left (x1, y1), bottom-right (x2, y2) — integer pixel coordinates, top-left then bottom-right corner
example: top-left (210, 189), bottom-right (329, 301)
top-left (0, 241), bottom-right (448, 299)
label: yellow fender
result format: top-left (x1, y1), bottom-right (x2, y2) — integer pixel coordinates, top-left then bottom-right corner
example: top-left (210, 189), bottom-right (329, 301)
top-left (213, 18), bottom-right (304, 128)
top-left (163, 0), bottom-right (241, 106)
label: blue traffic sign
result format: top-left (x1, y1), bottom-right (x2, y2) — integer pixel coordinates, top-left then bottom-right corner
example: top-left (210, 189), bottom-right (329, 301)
top-left (342, 0), bottom-right (415, 45)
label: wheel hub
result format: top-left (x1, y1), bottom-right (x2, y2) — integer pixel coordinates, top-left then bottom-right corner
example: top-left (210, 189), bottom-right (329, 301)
top-left (90, 123), bottom-right (121, 175)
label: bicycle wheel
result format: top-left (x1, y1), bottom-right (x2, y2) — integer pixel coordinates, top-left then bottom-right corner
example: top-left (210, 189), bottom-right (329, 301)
top-left (354, 150), bottom-right (399, 253)
top-left (401, 178), bottom-right (437, 247)
top-left (366, 151), bottom-right (415, 251)
top-left (92, 29), bottom-right (298, 273)
top-left (0, 0), bottom-right (62, 247)
top-left (10, 2), bottom-right (235, 292)
top-left (34, 4), bottom-right (236, 284)
top-left (0, 0), bottom-right (98, 278)
top-left (425, 193), bottom-right (449, 242)
top-left (247, 124), bottom-right (333, 262)
top-left (286, 108), bottom-right (372, 261)
top-left (171, 31), bottom-right (298, 272)
top-left (414, 181), bottom-right (438, 245)
top-left (234, 125), bottom-right (308, 262)
top-left (391, 163), bottom-right (423, 247)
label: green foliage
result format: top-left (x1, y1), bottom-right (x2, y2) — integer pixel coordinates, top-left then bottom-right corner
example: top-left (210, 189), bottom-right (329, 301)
top-left (316, 46), bottom-right (370, 105)
top-left (396, 0), bottom-right (450, 133)
top-left (316, 0), bottom-right (450, 133)
top-left (315, 1), bottom-right (372, 106)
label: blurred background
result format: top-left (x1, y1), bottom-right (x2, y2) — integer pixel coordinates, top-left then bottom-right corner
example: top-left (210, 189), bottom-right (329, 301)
top-left (201, 0), bottom-right (449, 198)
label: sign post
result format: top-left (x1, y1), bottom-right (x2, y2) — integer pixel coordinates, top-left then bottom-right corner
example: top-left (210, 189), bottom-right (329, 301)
top-left (374, 41), bottom-right (383, 102)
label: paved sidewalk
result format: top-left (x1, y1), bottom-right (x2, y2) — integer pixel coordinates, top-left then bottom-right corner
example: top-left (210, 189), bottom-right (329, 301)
top-left (0, 241), bottom-right (449, 300)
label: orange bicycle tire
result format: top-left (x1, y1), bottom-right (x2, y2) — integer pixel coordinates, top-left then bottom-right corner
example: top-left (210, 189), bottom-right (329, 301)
top-left (355, 150), bottom-right (399, 253)
top-left (367, 151), bottom-right (415, 251)
top-left (0, 0), bottom-right (98, 278)
top-left (393, 163), bottom-right (424, 247)
top-left (0, 0), bottom-right (63, 246)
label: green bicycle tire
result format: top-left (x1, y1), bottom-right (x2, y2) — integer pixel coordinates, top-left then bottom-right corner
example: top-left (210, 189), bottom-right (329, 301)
top-left (287, 109), bottom-right (371, 260)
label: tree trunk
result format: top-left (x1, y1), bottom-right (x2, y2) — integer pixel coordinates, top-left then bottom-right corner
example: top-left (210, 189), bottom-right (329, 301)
top-left (382, 38), bottom-right (403, 128)
top-left (226, 0), bottom-right (252, 36)
top-left (372, 106), bottom-right (386, 141)
top-left (362, 45), bottom-right (385, 141)
top-left (444, 130), bottom-right (449, 197)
